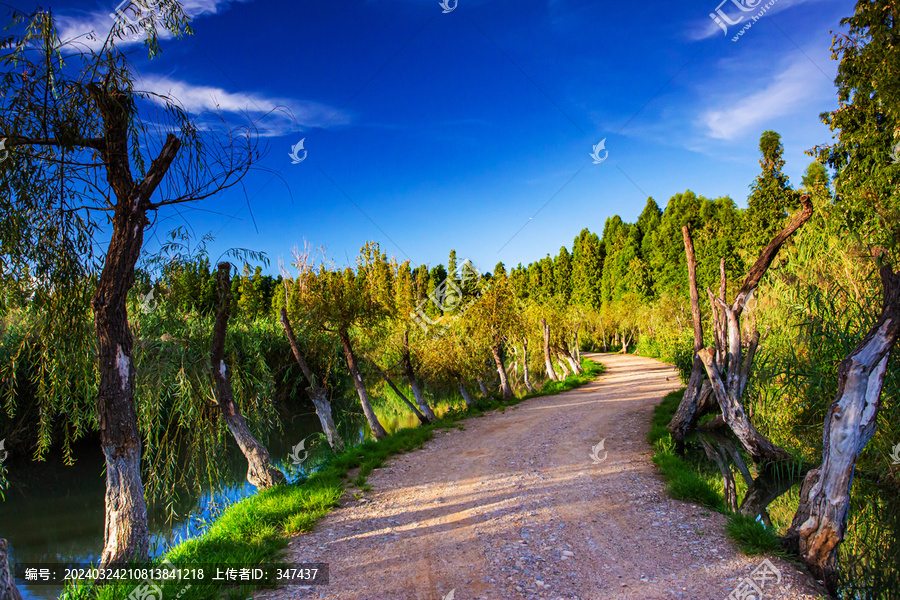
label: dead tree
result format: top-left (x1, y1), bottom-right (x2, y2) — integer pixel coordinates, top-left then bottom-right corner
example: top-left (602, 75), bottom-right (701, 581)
top-left (784, 260), bottom-right (900, 592)
top-left (541, 318), bottom-right (559, 381)
top-left (279, 308), bottom-right (345, 453)
top-left (668, 225), bottom-right (714, 451)
top-left (210, 263), bottom-right (285, 489)
top-left (697, 195), bottom-right (813, 465)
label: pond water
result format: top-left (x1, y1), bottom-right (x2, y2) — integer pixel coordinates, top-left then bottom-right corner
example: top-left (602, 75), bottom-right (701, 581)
top-left (0, 400), bottom-right (453, 600)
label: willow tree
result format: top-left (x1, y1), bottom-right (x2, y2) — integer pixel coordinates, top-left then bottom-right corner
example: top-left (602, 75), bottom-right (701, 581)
top-left (0, 7), bottom-right (254, 565)
top-left (292, 249), bottom-right (388, 440)
top-left (465, 272), bottom-right (519, 400)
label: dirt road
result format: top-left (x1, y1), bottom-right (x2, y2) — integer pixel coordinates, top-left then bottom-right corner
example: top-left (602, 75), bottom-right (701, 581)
top-left (258, 353), bottom-right (823, 600)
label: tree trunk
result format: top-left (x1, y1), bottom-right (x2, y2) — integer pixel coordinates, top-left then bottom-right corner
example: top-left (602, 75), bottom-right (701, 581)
top-left (522, 339), bottom-right (536, 392)
top-left (367, 358), bottom-right (429, 424)
top-left (279, 308), bottom-right (344, 453)
top-left (668, 225), bottom-right (709, 451)
top-left (91, 98), bottom-right (182, 564)
top-left (458, 379), bottom-right (474, 406)
top-left (402, 331), bottom-right (438, 422)
top-left (0, 539), bottom-right (23, 600)
top-left (338, 329), bottom-right (388, 440)
top-left (784, 262), bottom-right (900, 592)
top-left (477, 378), bottom-right (490, 397)
top-left (491, 343), bottom-right (513, 400)
top-left (560, 340), bottom-right (582, 374)
top-left (698, 196), bottom-right (813, 466)
top-left (555, 353), bottom-right (571, 378)
top-left (621, 331), bottom-right (630, 354)
top-left (211, 264), bottom-right (285, 489)
top-left (541, 318), bottom-right (559, 381)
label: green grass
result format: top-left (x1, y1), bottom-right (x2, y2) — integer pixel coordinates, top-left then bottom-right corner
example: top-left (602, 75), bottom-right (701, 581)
top-left (62, 358), bottom-right (605, 600)
top-left (647, 388), bottom-right (791, 556)
top-left (725, 513), bottom-right (784, 556)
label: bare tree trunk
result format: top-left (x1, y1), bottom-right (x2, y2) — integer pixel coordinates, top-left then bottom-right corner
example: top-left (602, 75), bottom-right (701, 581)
top-left (541, 318), bottom-right (559, 381)
top-left (458, 379), bottom-right (474, 406)
top-left (784, 262), bottom-right (900, 592)
top-left (402, 331), bottom-right (438, 422)
top-left (522, 339), bottom-right (536, 392)
top-left (698, 196), bottom-right (813, 466)
top-left (560, 340), bottom-right (582, 374)
top-left (91, 93), bottom-right (183, 565)
top-left (555, 353), bottom-right (571, 378)
top-left (668, 225), bottom-right (710, 451)
top-left (279, 308), bottom-right (344, 453)
top-left (572, 322), bottom-right (581, 363)
top-left (366, 358), bottom-right (429, 424)
top-left (211, 264), bottom-right (286, 489)
top-left (491, 343), bottom-right (513, 400)
top-left (477, 378), bottom-right (490, 397)
top-left (339, 329), bottom-right (388, 440)
top-left (0, 539), bottom-right (23, 600)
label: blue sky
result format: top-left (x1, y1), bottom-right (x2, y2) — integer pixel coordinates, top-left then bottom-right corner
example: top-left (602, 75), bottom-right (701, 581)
top-left (34, 0), bottom-right (850, 274)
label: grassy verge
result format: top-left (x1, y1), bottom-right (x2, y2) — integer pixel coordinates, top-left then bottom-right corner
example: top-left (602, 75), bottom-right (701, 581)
top-left (648, 389), bottom-right (784, 556)
top-left (62, 358), bottom-right (604, 600)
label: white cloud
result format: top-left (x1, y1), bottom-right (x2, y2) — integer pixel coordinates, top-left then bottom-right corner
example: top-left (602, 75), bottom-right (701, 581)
top-left (688, 0), bottom-right (825, 41)
top-left (56, 0), bottom-right (248, 50)
top-left (700, 54), bottom-right (833, 140)
top-left (137, 74), bottom-right (349, 136)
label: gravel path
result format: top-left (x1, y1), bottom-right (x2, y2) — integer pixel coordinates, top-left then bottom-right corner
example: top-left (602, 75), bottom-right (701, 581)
top-left (255, 353), bottom-right (826, 600)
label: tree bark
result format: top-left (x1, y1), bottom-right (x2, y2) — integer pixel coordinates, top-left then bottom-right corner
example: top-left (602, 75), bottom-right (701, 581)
top-left (338, 329), bottom-right (388, 440)
top-left (458, 379), bottom-right (474, 406)
top-left (668, 225), bottom-right (709, 451)
top-left (784, 262), bottom-right (900, 592)
top-left (366, 358), bottom-right (429, 424)
top-left (279, 307), bottom-right (344, 453)
top-left (491, 343), bottom-right (513, 400)
top-left (0, 539), bottom-right (23, 600)
top-left (402, 331), bottom-right (438, 422)
top-left (541, 318), bottom-right (559, 381)
top-left (560, 340), bottom-right (582, 374)
top-left (522, 339), bottom-right (536, 392)
top-left (211, 264), bottom-right (286, 489)
top-left (91, 87), bottom-right (182, 566)
top-left (477, 378), bottom-right (490, 397)
top-left (697, 196), bottom-right (813, 466)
